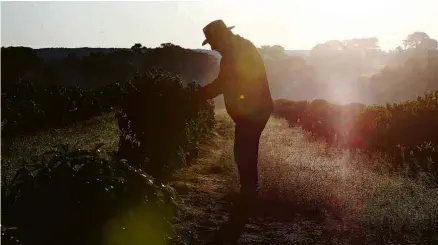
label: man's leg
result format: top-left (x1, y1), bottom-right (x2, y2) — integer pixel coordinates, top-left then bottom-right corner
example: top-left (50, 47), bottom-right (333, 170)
top-left (234, 121), bottom-right (261, 207)
top-left (234, 112), bottom-right (270, 205)
top-left (211, 115), bottom-right (269, 245)
top-left (219, 119), bottom-right (265, 243)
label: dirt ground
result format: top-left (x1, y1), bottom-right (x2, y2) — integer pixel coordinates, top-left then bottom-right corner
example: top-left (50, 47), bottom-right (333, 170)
top-left (170, 113), bottom-right (438, 245)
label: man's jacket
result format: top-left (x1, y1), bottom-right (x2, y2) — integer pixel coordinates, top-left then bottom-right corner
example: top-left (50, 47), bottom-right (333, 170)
top-left (201, 34), bottom-right (273, 123)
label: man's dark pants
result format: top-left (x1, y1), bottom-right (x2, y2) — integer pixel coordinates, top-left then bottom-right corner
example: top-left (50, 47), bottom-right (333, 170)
top-left (234, 113), bottom-right (269, 205)
top-left (217, 109), bottom-right (271, 244)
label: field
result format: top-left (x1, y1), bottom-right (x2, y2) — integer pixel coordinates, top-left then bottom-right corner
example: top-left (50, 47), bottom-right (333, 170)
top-left (2, 110), bottom-right (437, 245)
top-left (173, 111), bottom-right (438, 245)
top-left (2, 41), bottom-right (438, 245)
top-left (1, 70), bottom-right (216, 245)
top-left (1, 113), bottom-right (119, 182)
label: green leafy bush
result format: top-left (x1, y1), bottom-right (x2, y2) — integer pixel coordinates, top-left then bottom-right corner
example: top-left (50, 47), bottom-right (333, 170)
top-left (273, 91), bottom-right (438, 181)
top-left (1, 68), bottom-right (215, 245)
top-left (273, 99), bottom-right (309, 126)
top-left (1, 144), bottom-right (177, 245)
top-left (116, 70), bottom-right (215, 182)
top-left (1, 79), bottom-right (121, 138)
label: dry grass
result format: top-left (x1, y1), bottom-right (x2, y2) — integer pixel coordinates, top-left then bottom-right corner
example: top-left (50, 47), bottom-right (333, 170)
top-left (172, 113), bottom-right (438, 244)
top-left (258, 117), bottom-right (438, 244)
top-left (172, 110), bottom-right (237, 193)
top-left (170, 110), bottom-right (239, 245)
top-left (4, 110), bottom-right (436, 244)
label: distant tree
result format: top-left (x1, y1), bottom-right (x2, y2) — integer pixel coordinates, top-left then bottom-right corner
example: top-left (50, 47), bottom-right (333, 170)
top-left (160, 43), bottom-right (181, 49)
top-left (402, 32), bottom-right (437, 50)
top-left (311, 40), bottom-right (345, 54)
top-left (344, 37), bottom-right (380, 54)
top-left (258, 45), bottom-right (288, 60)
top-left (257, 44), bottom-right (317, 100)
top-left (418, 38), bottom-right (438, 50)
top-left (395, 46), bottom-right (404, 53)
top-left (131, 43), bottom-right (143, 51)
top-left (309, 40), bottom-right (346, 66)
top-left (365, 32), bottom-right (438, 104)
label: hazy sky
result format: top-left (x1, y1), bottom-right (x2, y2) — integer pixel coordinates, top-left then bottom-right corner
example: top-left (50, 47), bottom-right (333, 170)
top-left (2, 0), bottom-right (437, 50)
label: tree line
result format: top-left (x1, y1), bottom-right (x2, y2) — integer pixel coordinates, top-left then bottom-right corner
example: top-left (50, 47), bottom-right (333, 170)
top-left (258, 31), bottom-right (438, 105)
top-left (1, 43), bottom-right (219, 138)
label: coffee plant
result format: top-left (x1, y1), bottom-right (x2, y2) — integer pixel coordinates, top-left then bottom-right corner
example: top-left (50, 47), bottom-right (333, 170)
top-left (116, 69), bottom-right (215, 182)
top-left (1, 144), bottom-right (177, 245)
top-left (1, 68), bottom-right (216, 245)
top-left (274, 91), bottom-right (438, 182)
top-left (1, 79), bottom-right (121, 138)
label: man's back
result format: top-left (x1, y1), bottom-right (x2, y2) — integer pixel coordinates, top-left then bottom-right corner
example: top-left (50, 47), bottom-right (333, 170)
top-left (220, 34), bottom-right (273, 122)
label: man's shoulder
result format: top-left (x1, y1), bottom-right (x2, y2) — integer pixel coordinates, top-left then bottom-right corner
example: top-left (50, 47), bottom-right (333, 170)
top-left (232, 35), bottom-right (261, 59)
top-left (233, 35), bottom-right (263, 63)
top-left (233, 34), bottom-right (255, 49)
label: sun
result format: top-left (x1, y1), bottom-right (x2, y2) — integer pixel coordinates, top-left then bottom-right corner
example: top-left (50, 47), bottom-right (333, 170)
top-left (329, 84), bottom-right (355, 105)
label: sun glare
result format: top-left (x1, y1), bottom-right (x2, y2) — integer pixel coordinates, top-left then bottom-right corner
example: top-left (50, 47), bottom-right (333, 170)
top-left (329, 84), bottom-right (356, 105)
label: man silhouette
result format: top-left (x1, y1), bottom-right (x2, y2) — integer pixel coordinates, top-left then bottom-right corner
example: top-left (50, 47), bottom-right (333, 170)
top-left (197, 19), bottom-right (273, 244)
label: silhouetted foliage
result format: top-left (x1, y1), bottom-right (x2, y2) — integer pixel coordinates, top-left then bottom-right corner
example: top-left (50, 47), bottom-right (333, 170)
top-left (1, 79), bottom-right (119, 138)
top-left (403, 32), bottom-right (438, 50)
top-left (306, 32), bottom-right (438, 104)
top-left (274, 91), bottom-right (438, 182)
top-left (3, 32), bottom-right (437, 109)
top-left (116, 69), bottom-right (215, 182)
top-left (1, 145), bottom-right (177, 245)
top-left (366, 47), bottom-right (438, 104)
top-left (258, 45), bottom-right (318, 100)
top-left (0, 69), bottom-right (216, 245)
top-left (1, 44), bottom-right (218, 138)
top-left (2, 44), bottom-right (218, 88)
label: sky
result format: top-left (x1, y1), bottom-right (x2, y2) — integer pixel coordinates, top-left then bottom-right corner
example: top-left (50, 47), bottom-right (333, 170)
top-left (1, 0), bottom-right (437, 51)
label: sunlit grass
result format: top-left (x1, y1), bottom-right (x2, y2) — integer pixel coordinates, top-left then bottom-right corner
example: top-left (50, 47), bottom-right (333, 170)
top-left (172, 113), bottom-right (438, 244)
top-left (172, 109), bottom-right (236, 188)
top-left (1, 112), bottom-right (119, 182)
top-left (258, 117), bottom-right (438, 243)
top-left (3, 111), bottom-right (437, 244)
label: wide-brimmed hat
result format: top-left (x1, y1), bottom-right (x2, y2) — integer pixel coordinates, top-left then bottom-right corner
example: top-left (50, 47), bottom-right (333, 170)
top-left (202, 19), bottom-right (235, 46)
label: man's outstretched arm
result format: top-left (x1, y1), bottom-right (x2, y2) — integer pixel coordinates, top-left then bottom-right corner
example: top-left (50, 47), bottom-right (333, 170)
top-left (200, 57), bottom-right (234, 100)
top-left (200, 58), bottom-right (231, 100)
top-left (201, 77), bottom-right (224, 100)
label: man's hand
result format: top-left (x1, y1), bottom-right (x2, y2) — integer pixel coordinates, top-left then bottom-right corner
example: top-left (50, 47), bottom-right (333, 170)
top-left (202, 78), bottom-right (223, 101)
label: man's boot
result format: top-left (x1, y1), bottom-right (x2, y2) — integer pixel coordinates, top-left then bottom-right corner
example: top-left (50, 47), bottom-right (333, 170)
top-left (209, 189), bottom-right (256, 245)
